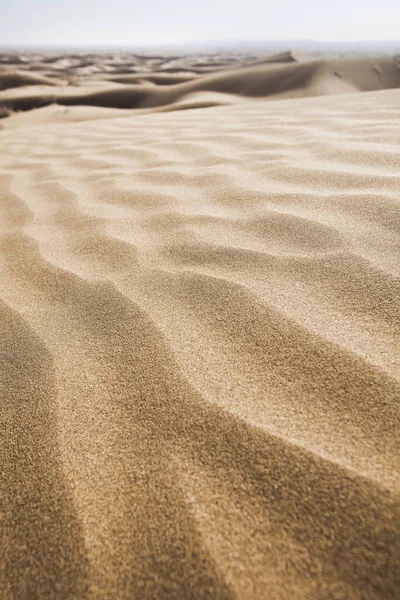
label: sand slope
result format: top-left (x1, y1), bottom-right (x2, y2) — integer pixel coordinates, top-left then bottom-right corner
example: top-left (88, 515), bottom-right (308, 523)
top-left (0, 85), bottom-right (399, 599)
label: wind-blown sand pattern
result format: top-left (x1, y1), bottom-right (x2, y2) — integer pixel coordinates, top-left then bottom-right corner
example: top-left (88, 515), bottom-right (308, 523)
top-left (0, 50), bottom-right (399, 599)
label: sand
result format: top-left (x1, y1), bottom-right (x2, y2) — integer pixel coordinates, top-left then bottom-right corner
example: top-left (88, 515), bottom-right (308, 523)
top-left (0, 50), bottom-right (399, 599)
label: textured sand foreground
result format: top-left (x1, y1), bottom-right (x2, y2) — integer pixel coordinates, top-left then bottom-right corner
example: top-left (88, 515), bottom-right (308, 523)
top-left (0, 86), bottom-right (399, 599)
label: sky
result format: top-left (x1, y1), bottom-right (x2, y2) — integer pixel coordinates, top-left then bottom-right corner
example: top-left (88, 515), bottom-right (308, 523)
top-left (1, 0), bottom-right (399, 46)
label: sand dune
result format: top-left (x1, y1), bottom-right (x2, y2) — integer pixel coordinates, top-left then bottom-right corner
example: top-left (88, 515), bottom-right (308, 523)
top-left (0, 70), bottom-right (61, 91)
top-left (1, 54), bottom-right (400, 121)
top-left (0, 50), bottom-right (399, 600)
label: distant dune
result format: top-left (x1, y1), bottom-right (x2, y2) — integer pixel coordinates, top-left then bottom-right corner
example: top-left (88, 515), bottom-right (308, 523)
top-left (1, 52), bottom-right (400, 122)
top-left (0, 49), bottom-right (399, 599)
top-left (0, 70), bottom-right (61, 91)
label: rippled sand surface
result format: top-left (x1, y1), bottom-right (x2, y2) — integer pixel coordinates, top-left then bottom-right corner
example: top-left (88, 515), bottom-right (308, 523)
top-left (0, 88), bottom-right (399, 599)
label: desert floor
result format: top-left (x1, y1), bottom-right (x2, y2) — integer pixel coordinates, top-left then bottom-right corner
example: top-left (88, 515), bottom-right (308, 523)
top-left (0, 50), bottom-right (399, 599)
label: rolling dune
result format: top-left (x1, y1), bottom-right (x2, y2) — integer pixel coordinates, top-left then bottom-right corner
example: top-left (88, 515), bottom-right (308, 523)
top-left (0, 63), bottom-right (399, 600)
top-left (1, 54), bottom-right (400, 120)
top-left (0, 70), bottom-right (61, 91)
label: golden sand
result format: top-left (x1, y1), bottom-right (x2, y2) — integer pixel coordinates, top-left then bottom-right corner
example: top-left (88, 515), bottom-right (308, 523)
top-left (0, 51), bottom-right (399, 599)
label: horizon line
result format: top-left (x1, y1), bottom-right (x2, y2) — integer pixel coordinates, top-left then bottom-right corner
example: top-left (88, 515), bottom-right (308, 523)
top-left (1, 38), bottom-right (399, 49)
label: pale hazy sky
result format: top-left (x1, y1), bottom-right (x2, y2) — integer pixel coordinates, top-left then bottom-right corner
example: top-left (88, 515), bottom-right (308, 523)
top-left (1, 0), bottom-right (399, 46)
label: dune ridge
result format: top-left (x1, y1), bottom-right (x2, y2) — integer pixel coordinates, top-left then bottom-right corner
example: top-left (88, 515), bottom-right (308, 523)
top-left (0, 68), bottom-right (399, 600)
top-left (1, 54), bottom-right (400, 124)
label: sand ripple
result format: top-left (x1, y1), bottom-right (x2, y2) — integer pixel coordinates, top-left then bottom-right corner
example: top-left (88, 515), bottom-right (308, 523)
top-left (0, 89), bottom-right (399, 599)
